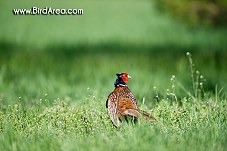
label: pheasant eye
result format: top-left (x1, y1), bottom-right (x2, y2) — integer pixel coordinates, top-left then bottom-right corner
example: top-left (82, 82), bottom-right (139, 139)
top-left (121, 73), bottom-right (128, 77)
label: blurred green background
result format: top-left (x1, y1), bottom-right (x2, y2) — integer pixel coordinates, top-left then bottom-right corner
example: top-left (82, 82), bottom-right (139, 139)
top-left (0, 0), bottom-right (226, 105)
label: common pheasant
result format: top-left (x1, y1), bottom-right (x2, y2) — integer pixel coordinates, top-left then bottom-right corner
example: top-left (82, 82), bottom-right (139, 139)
top-left (106, 72), bottom-right (156, 128)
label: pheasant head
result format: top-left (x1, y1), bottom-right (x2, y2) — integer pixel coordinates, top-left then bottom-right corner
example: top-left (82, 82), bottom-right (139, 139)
top-left (114, 72), bottom-right (131, 87)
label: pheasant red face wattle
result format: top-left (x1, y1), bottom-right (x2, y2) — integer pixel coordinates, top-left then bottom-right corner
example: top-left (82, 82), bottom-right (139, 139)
top-left (121, 72), bottom-right (129, 83)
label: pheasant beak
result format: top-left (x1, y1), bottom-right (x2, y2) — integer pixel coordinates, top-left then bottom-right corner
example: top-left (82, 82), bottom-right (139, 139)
top-left (128, 75), bottom-right (132, 79)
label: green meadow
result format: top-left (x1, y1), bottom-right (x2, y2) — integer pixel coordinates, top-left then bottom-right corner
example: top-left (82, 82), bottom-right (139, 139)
top-left (0, 0), bottom-right (226, 151)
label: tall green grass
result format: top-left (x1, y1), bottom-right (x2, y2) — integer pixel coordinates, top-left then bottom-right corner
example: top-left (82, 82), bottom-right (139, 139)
top-left (0, 51), bottom-right (226, 151)
top-left (0, 87), bottom-right (226, 151)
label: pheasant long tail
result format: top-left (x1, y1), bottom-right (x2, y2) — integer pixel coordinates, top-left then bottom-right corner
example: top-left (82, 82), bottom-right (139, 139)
top-left (138, 109), bottom-right (157, 121)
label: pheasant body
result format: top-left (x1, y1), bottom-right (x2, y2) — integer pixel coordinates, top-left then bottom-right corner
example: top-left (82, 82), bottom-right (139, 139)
top-left (106, 72), bottom-right (156, 128)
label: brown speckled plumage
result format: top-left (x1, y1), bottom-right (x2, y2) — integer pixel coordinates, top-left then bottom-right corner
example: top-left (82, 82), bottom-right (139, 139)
top-left (106, 73), bottom-right (156, 128)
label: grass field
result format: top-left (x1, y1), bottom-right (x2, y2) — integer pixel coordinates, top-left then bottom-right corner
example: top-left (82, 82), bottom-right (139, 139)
top-left (0, 0), bottom-right (227, 151)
